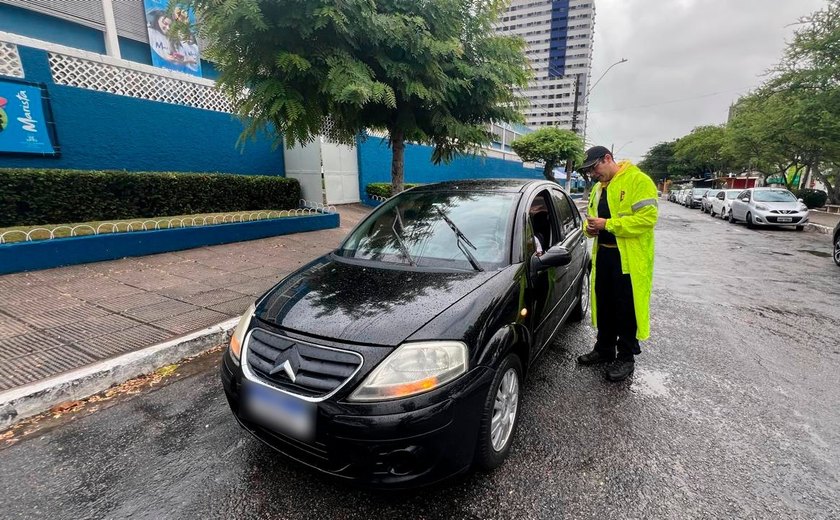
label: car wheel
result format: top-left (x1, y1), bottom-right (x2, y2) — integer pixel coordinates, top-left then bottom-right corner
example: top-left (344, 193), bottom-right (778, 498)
top-left (569, 269), bottom-right (590, 322)
top-left (746, 212), bottom-right (755, 229)
top-left (710, 208), bottom-right (716, 217)
top-left (728, 211), bottom-right (736, 223)
top-left (475, 353), bottom-right (523, 471)
top-left (834, 235), bottom-right (840, 266)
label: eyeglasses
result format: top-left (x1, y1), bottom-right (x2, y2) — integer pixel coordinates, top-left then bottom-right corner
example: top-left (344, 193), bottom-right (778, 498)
top-left (580, 157), bottom-right (603, 175)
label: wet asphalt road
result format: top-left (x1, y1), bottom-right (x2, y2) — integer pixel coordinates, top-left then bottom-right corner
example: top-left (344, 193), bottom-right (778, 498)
top-left (1, 202), bottom-right (839, 519)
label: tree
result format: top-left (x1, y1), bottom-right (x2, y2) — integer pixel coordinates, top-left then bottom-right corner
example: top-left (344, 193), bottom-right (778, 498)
top-left (192, 0), bottom-right (530, 194)
top-left (764, 0), bottom-right (840, 202)
top-left (673, 125), bottom-right (735, 177)
top-left (509, 128), bottom-right (584, 182)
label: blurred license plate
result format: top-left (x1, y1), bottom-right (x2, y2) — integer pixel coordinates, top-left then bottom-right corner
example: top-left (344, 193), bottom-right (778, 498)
top-left (777, 217), bottom-right (793, 222)
top-left (243, 381), bottom-right (315, 441)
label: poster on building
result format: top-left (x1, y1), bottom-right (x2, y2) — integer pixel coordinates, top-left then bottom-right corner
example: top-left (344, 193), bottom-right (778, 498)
top-left (144, 0), bottom-right (203, 77)
top-left (0, 79), bottom-right (59, 156)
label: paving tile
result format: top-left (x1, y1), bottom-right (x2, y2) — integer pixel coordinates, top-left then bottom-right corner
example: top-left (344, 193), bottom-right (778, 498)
top-left (239, 266), bottom-right (289, 280)
top-left (136, 253), bottom-right (191, 268)
top-left (0, 284), bottom-right (66, 302)
top-left (208, 296), bottom-right (256, 317)
top-left (18, 304), bottom-right (112, 329)
top-left (195, 272), bottom-right (255, 288)
top-left (0, 345), bottom-right (99, 391)
top-left (0, 295), bottom-right (86, 318)
top-left (55, 278), bottom-right (143, 300)
top-left (157, 281), bottom-right (216, 299)
top-left (93, 292), bottom-right (170, 312)
top-left (73, 325), bottom-right (173, 360)
top-left (230, 277), bottom-right (279, 297)
top-left (175, 288), bottom-right (247, 307)
top-left (0, 331), bottom-right (67, 361)
top-left (0, 316), bottom-right (34, 340)
top-left (42, 314), bottom-right (143, 343)
top-left (153, 308), bottom-right (229, 335)
top-left (122, 299), bottom-right (200, 322)
top-left (157, 261), bottom-right (220, 280)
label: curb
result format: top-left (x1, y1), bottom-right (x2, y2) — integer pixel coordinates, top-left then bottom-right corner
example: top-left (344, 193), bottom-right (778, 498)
top-left (0, 317), bottom-right (239, 430)
top-left (806, 223), bottom-right (833, 235)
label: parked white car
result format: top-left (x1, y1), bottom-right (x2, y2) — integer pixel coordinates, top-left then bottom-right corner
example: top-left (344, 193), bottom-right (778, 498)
top-left (701, 189), bottom-right (722, 213)
top-left (729, 188), bottom-right (810, 230)
top-left (711, 189), bottom-right (742, 219)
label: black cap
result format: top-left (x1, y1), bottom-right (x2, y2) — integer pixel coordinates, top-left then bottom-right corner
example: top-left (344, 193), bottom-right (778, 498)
top-left (578, 145), bottom-right (611, 171)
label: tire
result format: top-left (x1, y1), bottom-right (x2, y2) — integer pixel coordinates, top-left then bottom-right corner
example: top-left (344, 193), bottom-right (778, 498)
top-left (728, 210), bottom-right (736, 223)
top-left (834, 234), bottom-right (840, 267)
top-left (569, 268), bottom-right (590, 322)
top-left (746, 212), bottom-right (755, 229)
top-left (710, 208), bottom-right (716, 217)
top-left (475, 354), bottom-right (523, 471)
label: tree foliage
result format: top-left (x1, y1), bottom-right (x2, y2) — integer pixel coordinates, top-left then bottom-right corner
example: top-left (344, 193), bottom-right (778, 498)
top-left (509, 128), bottom-right (584, 182)
top-left (192, 0), bottom-right (530, 193)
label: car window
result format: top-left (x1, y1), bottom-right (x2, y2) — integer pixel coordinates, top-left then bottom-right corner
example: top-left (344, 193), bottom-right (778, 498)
top-left (527, 190), bottom-right (559, 255)
top-left (337, 190), bottom-right (517, 270)
top-left (550, 188), bottom-right (578, 239)
top-left (754, 190), bottom-right (797, 202)
top-left (726, 191), bottom-right (740, 199)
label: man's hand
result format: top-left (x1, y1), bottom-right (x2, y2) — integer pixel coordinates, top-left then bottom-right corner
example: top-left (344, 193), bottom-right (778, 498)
top-left (586, 217), bottom-right (608, 234)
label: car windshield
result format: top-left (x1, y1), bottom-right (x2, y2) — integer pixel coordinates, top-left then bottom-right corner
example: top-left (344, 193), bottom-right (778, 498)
top-left (336, 190), bottom-right (517, 270)
top-left (725, 191), bottom-right (741, 199)
top-left (692, 188), bottom-right (706, 195)
top-left (754, 190), bottom-right (797, 202)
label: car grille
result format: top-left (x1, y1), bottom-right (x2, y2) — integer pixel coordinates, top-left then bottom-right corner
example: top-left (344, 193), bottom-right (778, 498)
top-left (766, 216), bottom-right (803, 224)
top-left (245, 328), bottom-right (363, 399)
top-left (770, 210), bottom-right (798, 214)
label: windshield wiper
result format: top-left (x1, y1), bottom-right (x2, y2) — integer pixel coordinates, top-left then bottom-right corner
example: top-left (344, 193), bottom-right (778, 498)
top-left (392, 209), bottom-right (416, 266)
top-left (435, 207), bottom-right (484, 272)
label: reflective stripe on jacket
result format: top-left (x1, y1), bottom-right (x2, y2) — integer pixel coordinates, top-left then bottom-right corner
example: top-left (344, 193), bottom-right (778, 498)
top-left (582, 161), bottom-right (658, 340)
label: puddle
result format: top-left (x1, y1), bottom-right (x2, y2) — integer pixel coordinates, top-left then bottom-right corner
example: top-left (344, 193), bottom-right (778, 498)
top-left (632, 369), bottom-right (670, 398)
top-left (798, 249), bottom-right (831, 258)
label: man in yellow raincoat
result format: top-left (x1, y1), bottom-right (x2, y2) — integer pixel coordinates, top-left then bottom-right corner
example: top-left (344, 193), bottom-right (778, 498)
top-left (577, 146), bottom-right (658, 381)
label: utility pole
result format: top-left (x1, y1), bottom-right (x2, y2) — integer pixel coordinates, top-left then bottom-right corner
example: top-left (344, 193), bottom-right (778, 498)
top-left (564, 74), bottom-right (581, 192)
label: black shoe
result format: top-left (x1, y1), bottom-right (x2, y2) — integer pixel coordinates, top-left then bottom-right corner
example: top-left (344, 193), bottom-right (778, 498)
top-left (606, 360), bottom-right (635, 382)
top-left (577, 350), bottom-right (615, 366)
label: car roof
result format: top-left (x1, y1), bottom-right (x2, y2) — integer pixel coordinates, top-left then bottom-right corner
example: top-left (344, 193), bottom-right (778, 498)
top-left (410, 179), bottom-right (544, 193)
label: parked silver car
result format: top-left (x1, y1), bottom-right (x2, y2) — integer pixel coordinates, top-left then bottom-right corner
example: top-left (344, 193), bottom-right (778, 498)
top-left (729, 188), bottom-right (809, 230)
top-left (686, 188), bottom-right (706, 209)
top-left (711, 189), bottom-right (741, 219)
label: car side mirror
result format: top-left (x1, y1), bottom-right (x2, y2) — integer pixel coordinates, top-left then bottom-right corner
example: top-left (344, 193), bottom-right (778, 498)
top-left (798, 198), bottom-right (804, 203)
top-left (741, 197), bottom-right (750, 202)
top-left (532, 246), bottom-right (572, 274)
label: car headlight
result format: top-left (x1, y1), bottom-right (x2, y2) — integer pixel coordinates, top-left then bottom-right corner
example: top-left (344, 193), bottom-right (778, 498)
top-left (799, 205), bottom-right (809, 212)
top-left (228, 303), bottom-right (256, 364)
top-left (755, 204), bottom-right (768, 211)
top-left (348, 341), bottom-right (468, 401)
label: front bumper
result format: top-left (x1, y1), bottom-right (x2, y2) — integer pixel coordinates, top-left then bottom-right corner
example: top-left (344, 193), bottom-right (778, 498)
top-left (750, 210), bottom-right (809, 226)
top-left (220, 348), bottom-right (494, 488)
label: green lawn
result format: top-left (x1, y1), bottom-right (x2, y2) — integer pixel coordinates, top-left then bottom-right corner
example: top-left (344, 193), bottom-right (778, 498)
top-left (0, 209), bottom-right (298, 244)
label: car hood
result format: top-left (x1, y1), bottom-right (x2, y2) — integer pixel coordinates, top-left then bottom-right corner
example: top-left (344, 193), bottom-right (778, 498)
top-left (755, 201), bottom-right (801, 210)
top-left (254, 255), bottom-right (500, 346)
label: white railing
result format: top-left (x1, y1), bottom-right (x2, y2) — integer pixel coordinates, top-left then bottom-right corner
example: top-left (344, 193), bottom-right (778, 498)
top-left (0, 40), bottom-right (23, 78)
top-left (0, 31), bottom-right (231, 113)
top-left (0, 202), bottom-right (336, 244)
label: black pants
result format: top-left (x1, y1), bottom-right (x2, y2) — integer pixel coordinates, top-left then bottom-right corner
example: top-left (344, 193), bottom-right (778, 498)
top-left (594, 246), bottom-right (641, 361)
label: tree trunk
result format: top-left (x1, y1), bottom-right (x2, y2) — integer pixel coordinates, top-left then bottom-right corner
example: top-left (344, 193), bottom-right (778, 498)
top-left (542, 160), bottom-right (556, 182)
top-left (390, 130), bottom-right (405, 195)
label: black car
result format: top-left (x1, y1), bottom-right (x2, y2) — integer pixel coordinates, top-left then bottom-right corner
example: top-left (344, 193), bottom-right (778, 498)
top-left (221, 179), bottom-right (590, 488)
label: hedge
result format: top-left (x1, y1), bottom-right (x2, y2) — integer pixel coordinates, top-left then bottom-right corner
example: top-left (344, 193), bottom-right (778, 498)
top-left (793, 188), bottom-right (828, 209)
top-left (366, 182), bottom-right (421, 198)
top-left (0, 169), bottom-right (300, 227)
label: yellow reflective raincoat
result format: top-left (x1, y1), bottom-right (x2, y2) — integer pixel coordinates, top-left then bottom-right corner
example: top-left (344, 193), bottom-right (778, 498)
top-left (583, 161), bottom-right (658, 340)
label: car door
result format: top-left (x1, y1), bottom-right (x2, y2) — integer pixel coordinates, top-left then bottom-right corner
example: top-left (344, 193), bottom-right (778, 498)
top-left (714, 191), bottom-right (725, 214)
top-left (525, 189), bottom-right (563, 353)
top-left (732, 190), bottom-right (749, 219)
top-left (549, 187), bottom-right (586, 316)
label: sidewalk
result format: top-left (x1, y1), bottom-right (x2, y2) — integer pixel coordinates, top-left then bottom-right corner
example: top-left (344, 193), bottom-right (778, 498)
top-left (809, 209), bottom-right (840, 230)
top-left (0, 205), bottom-right (370, 393)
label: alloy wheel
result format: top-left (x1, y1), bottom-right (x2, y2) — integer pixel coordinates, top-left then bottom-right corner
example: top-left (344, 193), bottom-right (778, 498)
top-left (580, 271), bottom-right (590, 316)
top-left (834, 236), bottom-right (840, 266)
top-left (491, 368), bottom-right (520, 452)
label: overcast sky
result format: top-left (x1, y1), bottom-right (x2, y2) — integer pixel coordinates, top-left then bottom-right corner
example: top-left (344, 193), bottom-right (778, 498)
top-left (585, 0), bottom-right (826, 162)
